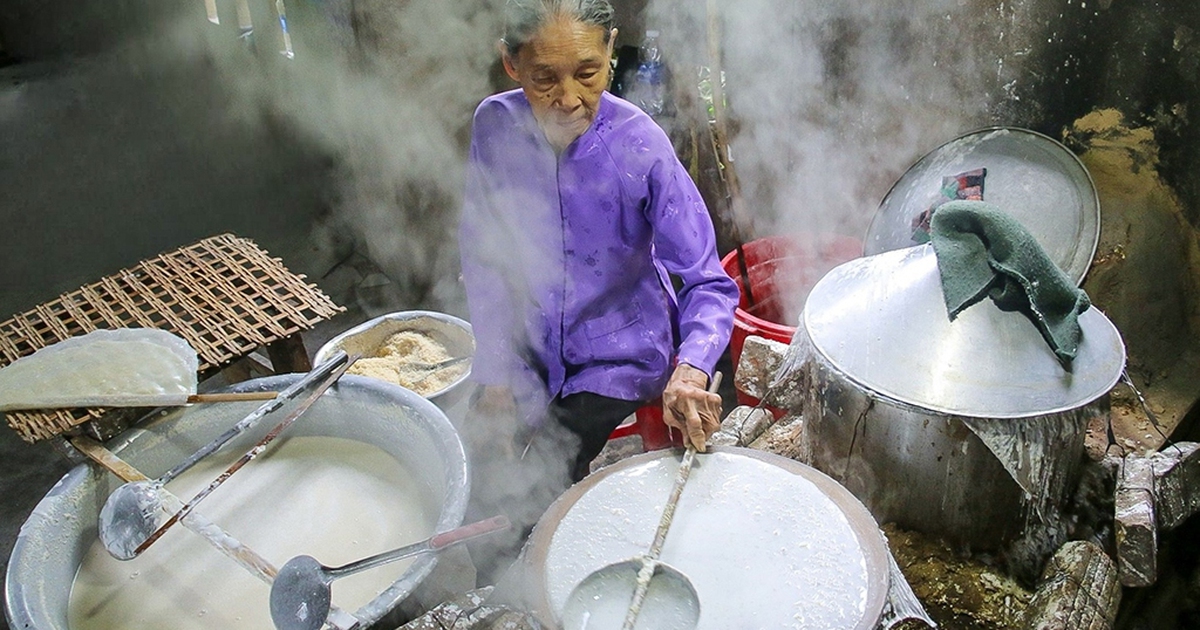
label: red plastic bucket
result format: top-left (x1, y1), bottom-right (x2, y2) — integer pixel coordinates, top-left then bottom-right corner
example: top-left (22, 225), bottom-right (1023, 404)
top-left (721, 234), bottom-right (862, 406)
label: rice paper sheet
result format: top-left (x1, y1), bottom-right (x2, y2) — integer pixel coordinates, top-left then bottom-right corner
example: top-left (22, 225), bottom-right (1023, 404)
top-left (0, 329), bottom-right (198, 411)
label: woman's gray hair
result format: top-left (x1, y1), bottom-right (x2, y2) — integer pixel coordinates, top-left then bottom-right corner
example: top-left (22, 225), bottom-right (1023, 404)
top-left (502, 0), bottom-right (615, 56)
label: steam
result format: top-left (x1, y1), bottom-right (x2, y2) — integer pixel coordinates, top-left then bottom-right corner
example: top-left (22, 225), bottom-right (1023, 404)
top-left (145, 0), bottom-right (503, 314)
top-left (631, 0), bottom-right (1052, 325)
top-left (65, 0), bottom-right (1066, 589)
top-left (645, 0), bottom-right (1043, 242)
top-left (67, 0), bottom-right (1054, 321)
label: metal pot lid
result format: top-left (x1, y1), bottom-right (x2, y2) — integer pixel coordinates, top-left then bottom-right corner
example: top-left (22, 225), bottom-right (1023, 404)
top-left (802, 245), bottom-right (1126, 418)
top-left (524, 447), bottom-right (890, 630)
top-left (864, 127), bottom-right (1100, 286)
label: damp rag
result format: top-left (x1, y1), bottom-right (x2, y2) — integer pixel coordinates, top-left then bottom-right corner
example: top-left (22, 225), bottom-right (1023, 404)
top-left (929, 200), bottom-right (1091, 364)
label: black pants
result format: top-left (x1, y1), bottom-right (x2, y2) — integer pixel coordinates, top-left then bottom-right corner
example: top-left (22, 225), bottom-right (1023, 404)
top-left (463, 389), bottom-right (644, 586)
top-left (550, 392), bottom-right (645, 482)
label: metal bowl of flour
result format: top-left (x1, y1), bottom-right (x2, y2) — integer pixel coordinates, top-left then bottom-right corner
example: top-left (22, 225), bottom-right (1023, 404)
top-left (314, 311), bottom-right (474, 410)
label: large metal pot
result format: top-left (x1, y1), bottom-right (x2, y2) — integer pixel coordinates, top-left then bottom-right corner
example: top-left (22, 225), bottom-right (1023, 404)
top-left (522, 447), bottom-right (891, 629)
top-left (5, 374), bottom-right (469, 630)
top-left (795, 244), bottom-right (1125, 550)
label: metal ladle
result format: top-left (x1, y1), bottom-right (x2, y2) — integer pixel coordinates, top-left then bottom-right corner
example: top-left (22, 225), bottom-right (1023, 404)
top-left (561, 559), bottom-right (700, 630)
top-left (99, 351), bottom-right (353, 560)
top-left (269, 515), bottom-right (511, 630)
top-left (562, 373), bottom-right (722, 630)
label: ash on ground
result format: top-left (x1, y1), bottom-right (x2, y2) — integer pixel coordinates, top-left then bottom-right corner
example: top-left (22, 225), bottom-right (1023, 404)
top-left (885, 524), bottom-right (1032, 630)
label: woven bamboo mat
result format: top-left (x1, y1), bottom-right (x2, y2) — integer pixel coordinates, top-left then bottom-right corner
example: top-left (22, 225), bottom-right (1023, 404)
top-left (0, 233), bottom-right (345, 442)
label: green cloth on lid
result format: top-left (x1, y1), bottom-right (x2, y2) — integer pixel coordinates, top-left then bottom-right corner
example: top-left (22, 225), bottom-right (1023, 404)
top-left (929, 200), bottom-right (1091, 364)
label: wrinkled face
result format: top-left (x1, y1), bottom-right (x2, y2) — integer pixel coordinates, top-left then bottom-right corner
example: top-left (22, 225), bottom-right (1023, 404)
top-left (503, 17), bottom-right (616, 151)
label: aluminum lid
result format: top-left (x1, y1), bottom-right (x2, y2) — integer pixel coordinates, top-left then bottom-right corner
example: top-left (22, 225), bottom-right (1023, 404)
top-left (864, 127), bottom-right (1100, 286)
top-left (802, 245), bottom-right (1126, 418)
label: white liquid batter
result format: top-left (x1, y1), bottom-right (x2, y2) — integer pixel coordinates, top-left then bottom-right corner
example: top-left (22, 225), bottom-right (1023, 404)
top-left (545, 451), bottom-right (878, 629)
top-left (68, 436), bottom-right (437, 629)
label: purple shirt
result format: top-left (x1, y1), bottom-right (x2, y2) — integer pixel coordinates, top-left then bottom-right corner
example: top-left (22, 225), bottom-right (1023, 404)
top-left (459, 89), bottom-right (738, 422)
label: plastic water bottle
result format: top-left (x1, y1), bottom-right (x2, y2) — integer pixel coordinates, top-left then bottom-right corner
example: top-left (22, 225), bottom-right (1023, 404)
top-left (631, 30), bottom-right (666, 117)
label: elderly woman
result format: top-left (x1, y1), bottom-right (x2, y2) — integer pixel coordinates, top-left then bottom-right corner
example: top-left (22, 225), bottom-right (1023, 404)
top-left (458, 0), bottom-right (738, 576)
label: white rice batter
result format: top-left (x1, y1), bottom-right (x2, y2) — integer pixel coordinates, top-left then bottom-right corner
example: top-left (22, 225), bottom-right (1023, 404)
top-left (68, 436), bottom-right (437, 629)
top-left (545, 451), bottom-right (876, 629)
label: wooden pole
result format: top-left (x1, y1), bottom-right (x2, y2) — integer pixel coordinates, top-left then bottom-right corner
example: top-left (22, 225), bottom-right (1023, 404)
top-left (705, 0), bottom-right (755, 307)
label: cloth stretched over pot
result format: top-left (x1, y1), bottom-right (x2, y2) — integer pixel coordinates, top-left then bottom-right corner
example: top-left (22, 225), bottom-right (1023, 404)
top-left (878, 544), bottom-right (937, 629)
top-left (961, 414), bottom-right (1091, 515)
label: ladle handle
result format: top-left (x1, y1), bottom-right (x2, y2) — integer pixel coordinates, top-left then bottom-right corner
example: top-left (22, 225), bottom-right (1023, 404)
top-left (134, 354), bottom-right (357, 556)
top-left (330, 515), bottom-right (511, 578)
top-left (660, 369), bottom-right (719, 550)
top-left (623, 372), bottom-right (721, 630)
top-left (186, 392), bottom-right (279, 403)
top-left (158, 351), bottom-right (350, 485)
top-left (70, 435), bottom-right (280, 582)
top-left (656, 371), bottom-right (723, 559)
top-left (430, 515), bottom-right (511, 549)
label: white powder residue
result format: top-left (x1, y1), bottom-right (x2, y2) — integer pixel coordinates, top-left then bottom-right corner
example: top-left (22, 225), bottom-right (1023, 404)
top-left (68, 436), bottom-right (437, 629)
top-left (545, 452), bottom-right (874, 629)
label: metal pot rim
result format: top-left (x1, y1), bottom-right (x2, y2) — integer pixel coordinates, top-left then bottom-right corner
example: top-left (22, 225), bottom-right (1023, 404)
top-left (5, 373), bottom-right (469, 630)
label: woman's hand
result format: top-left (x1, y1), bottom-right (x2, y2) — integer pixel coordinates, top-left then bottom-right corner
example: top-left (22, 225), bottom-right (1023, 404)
top-left (473, 385), bottom-right (517, 417)
top-left (662, 364), bottom-right (722, 452)
top-left (470, 385), bottom-right (521, 459)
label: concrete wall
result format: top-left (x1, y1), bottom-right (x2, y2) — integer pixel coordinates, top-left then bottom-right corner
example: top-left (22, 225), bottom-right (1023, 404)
top-left (0, 0), bottom-right (655, 323)
top-left (0, 3), bottom-right (333, 320)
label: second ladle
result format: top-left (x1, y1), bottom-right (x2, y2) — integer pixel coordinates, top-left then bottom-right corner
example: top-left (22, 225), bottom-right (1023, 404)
top-left (561, 559), bottom-right (699, 630)
top-left (269, 515), bottom-right (511, 630)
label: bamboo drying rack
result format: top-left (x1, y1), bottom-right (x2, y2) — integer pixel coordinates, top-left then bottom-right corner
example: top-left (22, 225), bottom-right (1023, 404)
top-left (0, 233), bottom-right (345, 442)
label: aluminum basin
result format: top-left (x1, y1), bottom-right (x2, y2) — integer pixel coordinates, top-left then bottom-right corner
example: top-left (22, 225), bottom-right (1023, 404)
top-left (5, 374), bottom-right (469, 630)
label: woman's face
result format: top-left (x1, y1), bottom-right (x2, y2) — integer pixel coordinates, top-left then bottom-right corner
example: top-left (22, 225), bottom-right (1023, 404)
top-left (503, 16), bottom-right (616, 151)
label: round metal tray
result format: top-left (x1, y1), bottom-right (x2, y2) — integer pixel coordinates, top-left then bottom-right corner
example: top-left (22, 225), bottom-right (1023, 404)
top-left (864, 127), bottom-right (1100, 285)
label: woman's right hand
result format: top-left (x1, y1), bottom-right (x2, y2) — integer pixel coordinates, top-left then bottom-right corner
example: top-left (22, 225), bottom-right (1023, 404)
top-left (662, 363), bottom-right (722, 452)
